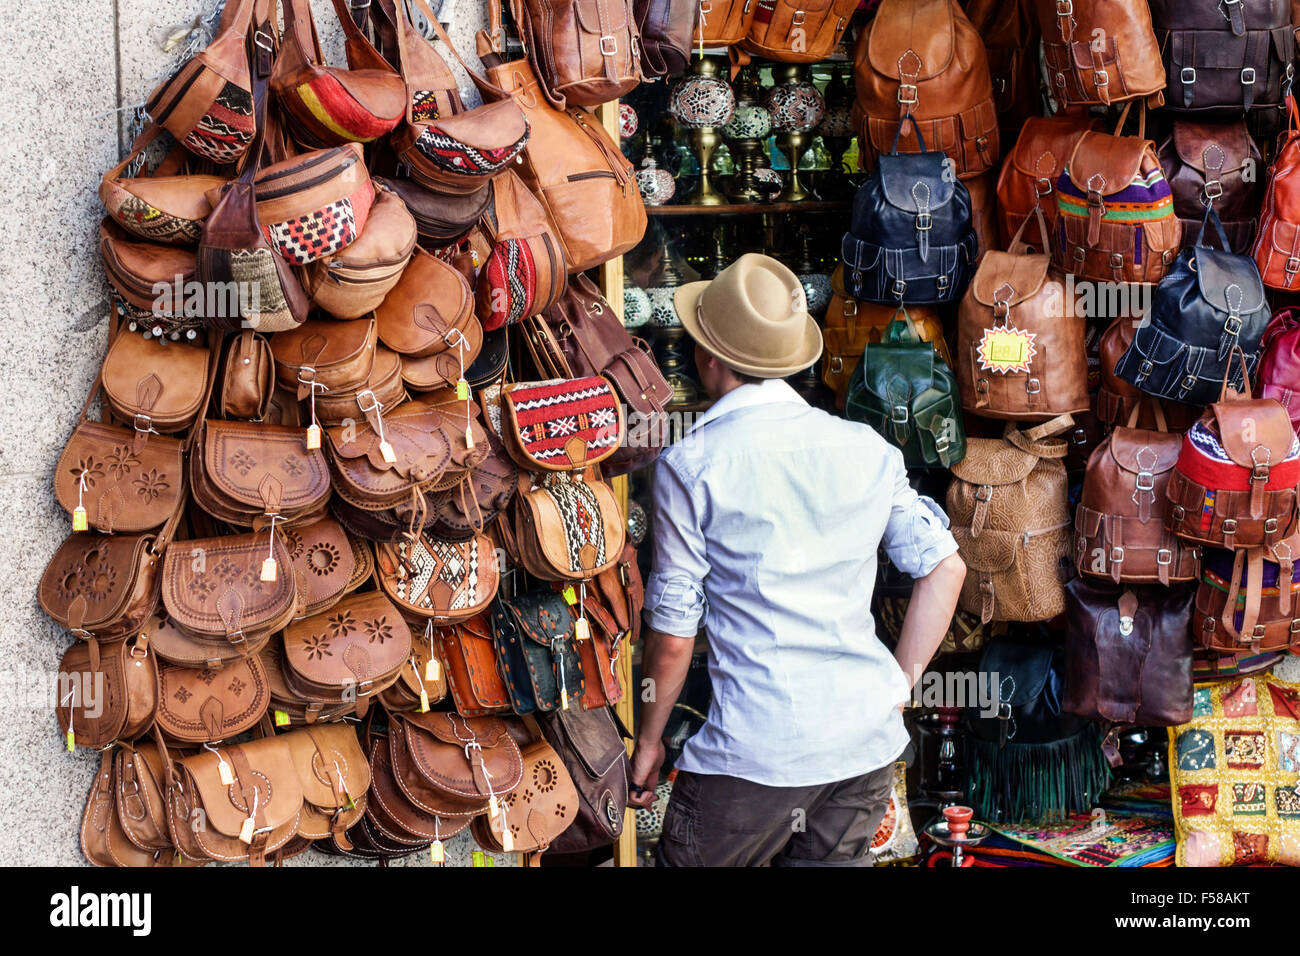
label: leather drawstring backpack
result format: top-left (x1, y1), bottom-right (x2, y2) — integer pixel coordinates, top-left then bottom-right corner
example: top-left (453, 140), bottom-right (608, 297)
top-left (995, 113), bottom-right (1100, 253)
top-left (1257, 307), bottom-right (1300, 435)
top-left (740, 0), bottom-right (858, 63)
top-left (1156, 119), bottom-right (1264, 255)
top-left (1075, 400), bottom-right (1202, 586)
top-left (1033, 0), bottom-right (1167, 109)
top-left (946, 415), bottom-right (1075, 623)
top-left (1196, 533), bottom-right (1300, 653)
top-left (851, 0), bottom-right (999, 180)
top-left (1251, 96), bottom-right (1300, 290)
top-left (1095, 317), bottom-right (1199, 431)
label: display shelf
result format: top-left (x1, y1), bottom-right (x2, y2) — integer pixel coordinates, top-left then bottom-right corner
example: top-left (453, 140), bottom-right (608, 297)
top-left (647, 200), bottom-right (849, 216)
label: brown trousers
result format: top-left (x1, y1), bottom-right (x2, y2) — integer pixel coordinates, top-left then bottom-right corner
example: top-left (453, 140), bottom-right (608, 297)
top-left (654, 763), bottom-right (896, 867)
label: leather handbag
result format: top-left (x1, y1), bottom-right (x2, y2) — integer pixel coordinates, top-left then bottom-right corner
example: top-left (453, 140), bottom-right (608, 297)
top-left (471, 718), bottom-right (578, 855)
top-left (374, 245), bottom-right (476, 359)
top-left (634, 0), bottom-right (695, 78)
top-left (281, 590), bottom-right (411, 706)
top-left (476, 22), bottom-right (646, 273)
top-left (154, 654), bottom-right (270, 744)
top-left (435, 613), bottom-right (515, 716)
top-left (281, 516), bottom-right (359, 618)
top-left (841, 115), bottom-right (978, 305)
top-left (101, 330), bottom-right (212, 436)
top-left (1076, 401), bottom-right (1202, 586)
top-left (1257, 307), bottom-right (1300, 435)
top-left (56, 634), bottom-right (157, 750)
top-left (512, 470), bottom-right (627, 580)
top-left (113, 741), bottom-right (176, 859)
top-left (220, 330), bottom-right (274, 420)
top-left (844, 311), bottom-right (965, 470)
top-left (252, 142), bottom-right (375, 267)
top-left (190, 419), bottom-right (331, 526)
top-left (491, 591), bottom-right (586, 713)
top-left (956, 209), bottom-right (1089, 421)
top-left (1157, 119), bottom-right (1264, 255)
top-left (1053, 106), bottom-right (1180, 284)
top-left (532, 705), bottom-right (629, 853)
top-left (100, 218), bottom-right (198, 326)
top-left (270, 0), bottom-right (406, 147)
top-left (302, 182), bottom-right (417, 319)
top-left (1114, 206), bottom-right (1271, 407)
top-left (694, 0), bottom-right (755, 46)
top-left (373, 531), bottom-right (500, 623)
top-left (1149, 0), bottom-right (1295, 116)
top-left (502, 375), bottom-right (624, 471)
top-left (263, 639), bottom-right (356, 725)
top-left (429, 423), bottom-right (519, 539)
top-left (1033, 0), bottom-right (1167, 108)
top-left (387, 711), bottom-right (524, 818)
top-left (852, 0), bottom-right (1000, 180)
top-left (564, 587), bottom-right (624, 709)
top-left (1252, 97), bottom-right (1300, 291)
top-left (741, 0), bottom-right (858, 63)
top-left (285, 723), bottom-right (370, 846)
top-left (507, 0), bottom-right (643, 108)
top-left (145, 0), bottom-right (256, 163)
top-left (99, 124), bottom-right (226, 245)
top-left (477, 169), bottom-right (569, 331)
top-left (314, 347), bottom-right (409, 427)
top-left (272, 314), bottom-right (378, 400)
top-left (1196, 535), bottom-right (1300, 653)
top-left (1064, 578), bottom-right (1195, 725)
top-left (1096, 318), bottom-right (1200, 431)
top-left (995, 113), bottom-right (1099, 251)
top-left (946, 415), bottom-right (1075, 623)
top-left (1165, 350), bottom-right (1300, 550)
top-left (363, 731), bottom-right (469, 854)
top-left (377, 621), bottom-right (448, 713)
top-left (371, 175), bottom-right (491, 245)
top-left (963, 0), bottom-right (1039, 144)
top-left (326, 400), bottom-right (458, 517)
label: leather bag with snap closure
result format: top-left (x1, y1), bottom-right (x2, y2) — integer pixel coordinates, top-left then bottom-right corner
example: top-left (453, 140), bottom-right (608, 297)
top-left (841, 115), bottom-right (977, 305)
top-left (1096, 318), bottom-right (1200, 431)
top-left (851, 0), bottom-right (999, 180)
top-left (946, 415), bottom-right (1075, 623)
top-left (995, 113), bottom-right (1099, 252)
top-left (99, 124), bottom-right (226, 245)
top-left (1064, 579), bottom-right (1195, 726)
top-left (286, 723), bottom-right (370, 845)
top-left (471, 718), bottom-right (578, 856)
top-left (373, 531), bottom-right (499, 623)
top-left (1257, 307), bottom-right (1300, 436)
top-left (280, 516), bottom-right (357, 618)
top-left (314, 346), bottom-right (408, 426)
top-left (154, 654), bottom-right (269, 744)
top-left (507, 0), bottom-right (643, 108)
top-left (532, 705), bottom-right (628, 853)
top-left (491, 590), bottom-right (586, 714)
top-left (390, 710), bottom-right (524, 816)
top-left (477, 169), bottom-right (568, 331)
top-left (1196, 535), bottom-right (1300, 653)
top-left (220, 330), bottom-right (275, 420)
top-left (56, 634), bottom-right (157, 750)
top-left (303, 182), bottom-right (416, 319)
top-left (957, 209), bottom-right (1089, 421)
top-left (502, 375), bottom-right (624, 471)
top-left (190, 420), bottom-right (331, 526)
top-left (513, 470), bottom-right (625, 580)
top-left (1034, 0), bottom-right (1167, 108)
top-left (435, 612), bottom-right (514, 716)
top-left (1157, 119), bottom-right (1264, 255)
top-left (281, 590), bottom-right (411, 705)
top-left (1076, 401), bottom-right (1201, 586)
top-left (742, 0), bottom-right (857, 64)
top-left (374, 245), bottom-right (476, 358)
top-left (1165, 349), bottom-right (1300, 550)
top-left (262, 640), bottom-right (355, 725)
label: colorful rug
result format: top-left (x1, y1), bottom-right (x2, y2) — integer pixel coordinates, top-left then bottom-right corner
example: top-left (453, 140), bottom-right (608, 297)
top-left (983, 812), bottom-right (1175, 867)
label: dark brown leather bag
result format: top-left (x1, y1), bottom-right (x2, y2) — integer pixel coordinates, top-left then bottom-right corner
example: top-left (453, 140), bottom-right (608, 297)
top-left (1157, 119), bottom-right (1264, 254)
top-left (1064, 579), bottom-right (1194, 725)
top-left (635, 0), bottom-right (696, 78)
top-left (364, 731), bottom-right (470, 853)
top-left (962, 0), bottom-right (1039, 143)
top-left (387, 711), bottom-right (524, 819)
top-left (532, 705), bottom-right (629, 854)
top-left (371, 175), bottom-right (491, 245)
top-left (1034, 0), bottom-right (1167, 108)
top-left (995, 113), bottom-right (1100, 252)
top-left (1096, 318), bottom-right (1199, 431)
top-left (508, 0), bottom-right (643, 108)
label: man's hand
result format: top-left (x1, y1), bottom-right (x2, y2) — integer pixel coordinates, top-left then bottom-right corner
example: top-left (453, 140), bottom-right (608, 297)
top-left (628, 737), bottom-right (666, 809)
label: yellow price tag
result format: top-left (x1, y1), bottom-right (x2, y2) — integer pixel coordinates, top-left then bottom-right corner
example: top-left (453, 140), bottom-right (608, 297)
top-left (472, 850), bottom-right (486, 867)
top-left (562, 586), bottom-right (577, 606)
top-left (456, 379), bottom-right (469, 401)
top-left (65, 730), bottom-right (75, 752)
top-left (976, 326), bottom-right (1037, 374)
top-left (274, 710), bottom-right (290, 727)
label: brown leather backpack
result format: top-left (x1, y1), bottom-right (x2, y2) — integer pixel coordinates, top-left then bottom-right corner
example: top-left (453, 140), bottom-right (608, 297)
top-left (995, 112), bottom-right (1099, 251)
top-left (1157, 119), bottom-right (1264, 255)
top-left (1196, 534), bottom-right (1300, 653)
top-left (1075, 401), bottom-right (1201, 586)
top-left (956, 210), bottom-right (1089, 420)
top-left (1252, 98), bottom-right (1300, 290)
top-left (1034, 0), bottom-right (1166, 108)
top-left (853, 0), bottom-right (999, 180)
top-left (696, 0), bottom-right (755, 46)
top-left (962, 0), bottom-right (1040, 143)
top-left (635, 0), bottom-right (696, 77)
top-left (742, 0), bottom-right (858, 62)
top-left (1096, 318), bottom-right (1200, 431)
top-left (508, 0), bottom-right (643, 108)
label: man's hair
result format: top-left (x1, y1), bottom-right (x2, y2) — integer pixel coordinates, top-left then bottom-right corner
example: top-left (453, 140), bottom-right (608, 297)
top-left (736, 372), bottom-right (764, 386)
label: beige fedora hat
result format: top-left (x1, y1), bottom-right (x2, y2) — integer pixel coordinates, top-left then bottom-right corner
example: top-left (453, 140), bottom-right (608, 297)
top-left (674, 253), bottom-right (823, 378)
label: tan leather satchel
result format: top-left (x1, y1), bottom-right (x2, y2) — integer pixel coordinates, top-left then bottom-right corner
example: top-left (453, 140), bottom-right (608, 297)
top-left (507, 0), bottom-right (643, 108)
top-left (852, 0), bottom-right (999, 180)
top-left (956, 210), bottom-right (1089, 421)
top-left (472, 718), bottom-right (578, 856)
top-left (281, 590), bottom-right (412, 707)
top-left (1076, 402), bottom-right (1201, 586)
top-left (1196, 535), bottom-right (1300, 654)
top-left (154, 654), bottom-right (270, 744)
top-left (378, 622), bottom-right (449, 712)
top-left (56, 634), bottom-right (157, 750)
top-left (995, 113), bottom-right (1099, 251)
top-left (313, 347), bottom-right (409, 427)
top-left (514, 470), bottom-right (626, 580)
top-left (1034, 0), bottom-right (1166, 108)
top-left (946, 415), bottom-right (1075, 623)
top-left (374, 246), bottom-right (477, 359)
top-left (281, 516), bottom-right (358, 619)
top-left (262, 640), bottom-right (356, 726)
top-left (271, 314), bottom-right (378, 400)
top-left (743, 0), bottom-right (858, 63)
top-left (285, 723), bottom-right (371, 847)
top-left (373, 532), bottom-right (500, 623)
top-left (220, 331), bottom-right (274, 421)
top-left (189, 419), bottom-right (332, 526)
top-left (387, 711), bottom-right (524, 820)
top-left (113, 741), bottom-right (175, 858)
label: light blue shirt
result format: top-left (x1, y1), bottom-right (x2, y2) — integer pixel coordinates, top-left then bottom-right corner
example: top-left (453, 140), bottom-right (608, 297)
top-left (645, 379), bottom-right (959, 787)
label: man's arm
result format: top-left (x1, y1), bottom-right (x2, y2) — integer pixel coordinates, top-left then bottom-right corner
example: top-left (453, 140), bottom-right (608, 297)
top-left (893, 551), bottom-right (965, 689)
top-left (627, 627), bottom-right (695, 808)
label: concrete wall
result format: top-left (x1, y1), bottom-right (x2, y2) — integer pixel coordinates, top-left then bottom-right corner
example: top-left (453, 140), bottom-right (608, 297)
top-left (0, 0), bottom-right (509, 866)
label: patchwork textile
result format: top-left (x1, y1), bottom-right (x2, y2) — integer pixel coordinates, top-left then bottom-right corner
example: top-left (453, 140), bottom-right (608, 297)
top-left (985, 812), bottom-right (1175, 867)
top-left (184, 81), bottom-right (255, 164)
top-left (1168, 674), bottom-right (1300, 866)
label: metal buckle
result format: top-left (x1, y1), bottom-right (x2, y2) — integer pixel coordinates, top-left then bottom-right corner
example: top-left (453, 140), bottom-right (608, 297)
top-left (1225, 315), bottom-right (1242, 336)
top-left (897, 83), bottom-right (918, 105)
top-left (1181, 66), bottom-right (1197, 84)
top-left (1093, 70), bottom-right (1109, 87)
top-left (253, 28), bottom-right (275, 52)
top-left (1253, 624), bottom-right (1268, 639)
top-left (1157, 548), bottom-right (1174, 566)
top-left (1110, 546), bottom-right (1125, 564)
top-left (1287, 256), bottom-right (1300, 275)
top-left (297, 365), bottom-right (317, 384)
top-left (976, 378), bottom-right (990, 394)
top-left (1109, 252), bottom-right (1124, 269)
top-left (1073, 246), bottom-right (1087, 263)
top-left (843, 300), bottom-right (856, 317)
top-left (1251, 464), bottom-right (1270, 482)
top-left (1222, 518), bottom-right (1238, 533)
top-left (1139, 359), bottom-right (1154, 375)
top-left (934, 433), bottom-right (950, 454)
top-left (1055, 72), bottom-right (1067, 89)
top-left (1204, 179), bottom-right (1223, 201)
top-left (1072, 428), bottom-right (1087, 445)
top-left (1291, 618), bottom-right (1300, 634)
top-left (1203, 616), bottom-right (1217, 633)
top-left (829, 356), bottom-right (843, 374)
top-left (1135, 471), bottom-right (1155, 492)
top-left (1181, 374), bottom-right (1198, 391)
top-left (1035, 177), bottom-right (1053, 197)
top-left (1242, 67), bottom-right (1257, 85)
top-left (1172, 505), bottom-right (1186, 521)
top-left (1119, 615), bottom-right (1134, 636)
top-left (891, 404), bottom-right (910, 425)
top-left (936, 275), bottom-right (950, 291)
top-left (599, 34), bottom-right (618, 56)
top-left (791, 9), bottom-right (805, 24)
top-left (892, 279), bottom-right (907, 298)
top-left (1055, 0), bottom-right (1072, 14)
top-left (133, 413), bottom-right (158, 435)
top-left (1086, 189), bottom-right (1105, 209)
top-left (1026, 378), bottom-right (1041, 394)
top-left (975, 485), bottom-right (993, 503)
top-left (1266, 517), bottom-right (1280, 534)
top-left (915, 212), bottom-right (933, 231)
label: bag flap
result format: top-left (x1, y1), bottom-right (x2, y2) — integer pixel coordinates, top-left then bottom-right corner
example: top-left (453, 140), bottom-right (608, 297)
top-left (1067, 132), bottom-right (1152, 197)
top-left (374, 246), bottom-right (474, 357)
top-left (374, 532), bottom-right (499, 619)
top-left (423, 98), bottom-right (529, 154)
top-left (1011, 115), bottom-right (1098, 179)
top-left (39, 531), bottom-right (153, 630)
top-left (1172, 120), bottom-right (1251, 175)
top-left (286, 723), bottom-right (371, 810)
top-left (161, 532), bottom-right (296, 638)
top-left (522, 475), bottom-right (625, 578)
top-left (877, 153), bottom-right (956, 211)
top-left (182, 736), bottom-right (303, 838)
top-left (282, 590), bottom-right (409, 688)
top-left (202, 420), bottom-right (331, 515)
top-left (270, 315), bottom-right (376, 380)
top-left (102, 333), bottom-right (209, 427)
top-left (866, 0), bottom-right (955, 81)
top-left (575, 0), bottom-right (629, 33)
top-left (400, 711), bottom-right (523, 798)
top-left (555, 705), bottom-right (628, 780)
top-left (505, 589), bottom-right (575, 649)
top-left (55, 421), bottom-right (185, 535)
top-left (949, 436), bottom-right (1038, 486)
top-left (403, 710), bottom-right (510, 748)
top-left (970, 251), bottom-right (1051, 307)
top-left (56, 642), bottom-right (127, 743)
top-left (1106, 426), bottom-right (1182, 476)
top-left (858, 342), bottom-right (936, 404)
top-left (1191, 247), bottom-right (1267, 318)
top-left (326, 401), bottom-right (452, 484)
top-left (155, 655), bottom-right (269, 742)
top-left (282, 517), bottom-right (357, 613)
top-left (977, 636), bottom-right (1054, 707)
top-left (951, 525), bottom-right (1021, 574)
top-left (1210, 399), bottom-right (1296, 468)
top-left (504, 376), bottom-right (624, 470)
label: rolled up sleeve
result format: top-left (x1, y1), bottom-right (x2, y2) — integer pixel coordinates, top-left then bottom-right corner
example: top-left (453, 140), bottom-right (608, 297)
top-left (644, 457), bottom-right (709, 638)
top-left (881, 449), bottom-right (959, 579)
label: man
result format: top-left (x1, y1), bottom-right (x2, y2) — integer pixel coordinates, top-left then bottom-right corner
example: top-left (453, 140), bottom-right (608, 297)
top-left (628, 253), bottom-right (966, 867)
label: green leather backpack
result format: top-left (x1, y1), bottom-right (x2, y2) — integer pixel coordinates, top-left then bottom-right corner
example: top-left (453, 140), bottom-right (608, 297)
top-left (844, 312), bottom-right (965, 469)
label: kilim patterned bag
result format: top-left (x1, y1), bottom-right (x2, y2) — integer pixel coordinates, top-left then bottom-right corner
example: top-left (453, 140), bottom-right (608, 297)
top-left (1195, 536), bottom-right (1300, 655)
top-left (372, 531), bottom-right (500, 624)
top-left (253, 142), bottom-right (375, 266)
top-left (502, 375), bottom-right (624, 472)
top-left (477, 169), bottom-right (567, 331)
top-left (99, 124), bottom-right (227, 245)
top-left (513, 471), bottom-right (626, 581)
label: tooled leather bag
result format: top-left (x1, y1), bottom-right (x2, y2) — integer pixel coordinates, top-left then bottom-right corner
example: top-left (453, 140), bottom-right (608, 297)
top-left (1149, 0), bottom-right (1295, 117)
top-left (1053, 106), bottom-right (1180, 284)
top-left (373, 531), bottom-right (500, 623)
top-left (1165, 351), bottom-right (1300, 551)
top-left (532, 704), bottom-right (628, 853)
top-left (435, 612), bottom-right (515, 716)
top-left (281, 516), bottom-right (358, 618)
top-left (995, 113), bottom-right (1099, 252)
top-left (154, 653), bottom-right (270, 744)
top-left (1033, 0), bottom-right (1167, 108)
top-left (285, 723), bottom-right (371, 846)
top-left (491, 590), bottom-right (586, 714)
top-left (502, 375), bottom-right (625, 471)
top-left (220, 330), bottom-right (274, 420)
top-left (1196, 535), bottom-right (1300, 653)
top-left (189, 419), bottom-right (332, 526)
top-left (1096, 318), bottom-right (1200, 431)
top-left (477, 169), bottom-right (568, 331)
top-left (471, 717), bottom-right (579, 856)
top-left (429, 418), bottom-right (519, 539)
top-left (56, 634), bottom-right (157, 750)
top-left (742, 0), bottom-right (858, 63)
top-left (1064, 580), bottom-right (1194, 725)
top-left (956, 209), bottom-right (1089, 421)
top-left (262, 639), bottom-right (356, 725)
top-left (281, 590), bottom-right (411, 706)
top-left (476, 19), bottom-right (645, 273)
top-left (1114, 206), bottom-right (1270, 406)
top-left (1157, 119), bottom-right (1264, 255)
top-left (508, 0), bottom-right (643, 109)
top-left (1257, 307), bottom-right (1300, 435)
top-left (513, 470), bottom-right (626, 580)
top-left (841, 115), bottom-right (978, 305)
top-left (946, 415), bottom-right (1075, 623)
top-left (852, 0), bottom-right (999, 180)
top-left (99, 124), bottom-right (226, 246)
top-left (1076, 401), bottom-right (1201, 586)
